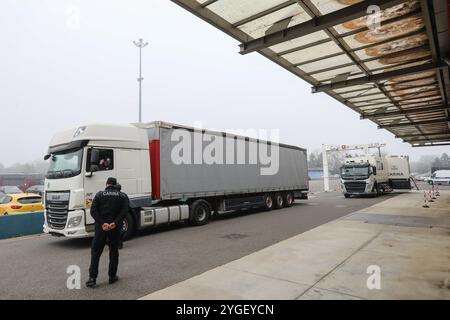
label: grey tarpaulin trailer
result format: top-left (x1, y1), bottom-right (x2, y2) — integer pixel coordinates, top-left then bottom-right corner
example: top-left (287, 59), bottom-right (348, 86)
top-left (143, 121), bottom-right (308, 212)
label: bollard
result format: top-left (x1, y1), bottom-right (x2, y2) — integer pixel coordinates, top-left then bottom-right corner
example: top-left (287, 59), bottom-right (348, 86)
top-left (422, 191), bottom-right (430, 208)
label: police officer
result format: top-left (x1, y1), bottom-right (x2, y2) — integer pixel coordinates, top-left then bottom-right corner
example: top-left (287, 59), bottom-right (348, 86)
top-left (86, 177), bottom-right (128, 288)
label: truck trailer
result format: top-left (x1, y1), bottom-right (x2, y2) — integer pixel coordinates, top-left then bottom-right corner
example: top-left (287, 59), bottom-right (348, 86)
top-left (43, 121), bottom-right (309, 239)
top-left (340, 154), bottom-right (411, 197)
top-left (385, 155), bottom-right (411, 189)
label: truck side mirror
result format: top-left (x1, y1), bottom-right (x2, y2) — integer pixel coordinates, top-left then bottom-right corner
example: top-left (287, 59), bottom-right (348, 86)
top-left (372, 166), bottom-right (377, 175)
top-left (90, 149), bottom-right (100, 165)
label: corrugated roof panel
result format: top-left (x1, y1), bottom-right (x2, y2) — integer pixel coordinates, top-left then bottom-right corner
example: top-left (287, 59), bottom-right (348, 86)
top-left (332, 0), bottom-right (420, 34)
top-left (283, 41), bottom-right (343, 65)
top-left (298, 54), bottom-right (351, 72)
top-left (308, 0), bottom-right (356, 15)
top-left (206, 0), bottom-right (290, 25)
top-left (349, 93), bottom-right (387, 102)
top-left (340, 87), bottom-right (383, 98)
top-left (172, 0), bottom-right (449, 146)
top-left (312, 65), bottom-right (362, 81)
top-left (269, 31), bottom-right (329, 53)
top-left (352, 32), bottom-right (428, 60)
top-left (332, 84), bottom-right (377, 94)
top-left (238, 4), bottom-right (311, 38)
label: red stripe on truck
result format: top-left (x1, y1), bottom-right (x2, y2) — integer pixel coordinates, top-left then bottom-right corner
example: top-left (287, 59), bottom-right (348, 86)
top-left (149, 140), bottom-right (161, 200)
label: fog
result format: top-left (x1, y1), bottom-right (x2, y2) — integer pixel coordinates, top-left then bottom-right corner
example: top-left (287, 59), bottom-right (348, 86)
top-left (1, 0), bottom-right (447, 167)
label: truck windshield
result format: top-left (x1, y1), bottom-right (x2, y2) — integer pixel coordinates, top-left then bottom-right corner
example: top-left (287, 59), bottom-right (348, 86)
top-left (341, 166), bottom-right (369, 178)
top-left (46, 148), bottom-right (83, 179)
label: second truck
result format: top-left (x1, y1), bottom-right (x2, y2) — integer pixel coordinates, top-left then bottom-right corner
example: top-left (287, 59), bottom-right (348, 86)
top-left (340, 155), bottom-right (411, 197)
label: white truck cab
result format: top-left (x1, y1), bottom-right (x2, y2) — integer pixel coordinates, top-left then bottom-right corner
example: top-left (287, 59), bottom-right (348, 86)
top-left (340, 155), bottom-right (389, 198)
top-left (43, 123), bottom-right (152, 238)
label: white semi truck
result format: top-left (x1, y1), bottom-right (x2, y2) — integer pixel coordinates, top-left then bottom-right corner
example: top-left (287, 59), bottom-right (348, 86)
top-left (340, 155), bottom-right (411, 197)
top-left (43, 121), bottom-right (309, 239)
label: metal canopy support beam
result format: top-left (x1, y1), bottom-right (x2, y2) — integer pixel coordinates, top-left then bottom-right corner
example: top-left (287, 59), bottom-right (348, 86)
top-left (239, 0), bottom-right (405, 54)
top-left (419, 0), bottom-right (448, 111)
top-left (404, 137), bottom-right (450, 143)
top-left (396, 132), bottom-right (450, 139)
top-left (411, 142), bottom-right (450, 147)
top-left (312, 62), bottom-right (440, 92)
top-left (361, 104), bottom-right (450, 119)
top-left (201, 0), bottom-right (218, 7)
top-left (379, 118), bottom-right (450, 129)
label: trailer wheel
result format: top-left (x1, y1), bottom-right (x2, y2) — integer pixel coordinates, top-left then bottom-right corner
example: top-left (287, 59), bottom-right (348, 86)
top-left (189, 199), bottom-right (211, 226)
top-left (121, 213), bottom-right (135, 241)
top-left (274, 193), bottom-right (284, 209)
top-left (284, 192), bottom-right (294, 207)
top-left (263, 194), bottom-right (274, 211)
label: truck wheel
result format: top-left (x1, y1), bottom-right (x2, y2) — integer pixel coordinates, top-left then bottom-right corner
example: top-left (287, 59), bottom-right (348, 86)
top-left (121, 213), bottom-right (135, 241)
top-left (274, 193), bottom-right (284, 209)
top-left (189, 199), bottom-right (211, 226)
top-left (284, 192), bottom-right (294, 207)
top-left (263, 194), bottom-right (274, 211)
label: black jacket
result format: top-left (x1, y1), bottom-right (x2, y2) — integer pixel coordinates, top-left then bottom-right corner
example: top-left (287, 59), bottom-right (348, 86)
top-left (90, 186), bottom-right (129, 226)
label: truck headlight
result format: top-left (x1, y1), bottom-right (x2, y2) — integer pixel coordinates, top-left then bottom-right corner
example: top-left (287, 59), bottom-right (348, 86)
top-left (67, 216), bottom-right (82, 228)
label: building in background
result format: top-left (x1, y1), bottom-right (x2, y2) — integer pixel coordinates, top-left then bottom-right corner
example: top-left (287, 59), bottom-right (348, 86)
top-left (0, 173), bottom-right (45, 192)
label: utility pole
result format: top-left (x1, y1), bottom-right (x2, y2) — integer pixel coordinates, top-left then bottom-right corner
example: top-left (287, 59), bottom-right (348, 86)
top-left (133, 38), bottom-right (148, 123)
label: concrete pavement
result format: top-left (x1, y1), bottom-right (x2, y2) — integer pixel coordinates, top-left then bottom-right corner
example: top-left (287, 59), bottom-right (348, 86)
top-left (141, 190), bottom-right (450, 300)
top-left (0, 191), bottom-right (389, 299)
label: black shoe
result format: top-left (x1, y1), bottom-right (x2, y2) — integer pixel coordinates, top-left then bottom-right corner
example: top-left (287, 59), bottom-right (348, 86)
top-left (86, 278), bottom-right (96, 288)
top-left (109, 276), bottom-right (119, 284)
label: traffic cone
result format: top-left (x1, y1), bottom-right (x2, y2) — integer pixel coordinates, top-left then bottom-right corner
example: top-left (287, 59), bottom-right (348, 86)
top-left (422, 191), bottom-right (430, 208)
top-left (435, 186), bottom-right (440, 197)
top-left (428, 189), bottom-right (435, 202)
top-left (431, 186), bottom-right (437, 200)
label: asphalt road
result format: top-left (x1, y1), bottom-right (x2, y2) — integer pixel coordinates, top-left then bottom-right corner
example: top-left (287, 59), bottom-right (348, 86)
top-left (0, 191), bottom-right (401, 299)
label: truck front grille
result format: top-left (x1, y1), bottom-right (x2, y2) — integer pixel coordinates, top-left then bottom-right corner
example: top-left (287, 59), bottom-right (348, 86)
top-left (344, 181), bottom-right (366, 193)
top-left (46, 193), bottom-right (70, 230)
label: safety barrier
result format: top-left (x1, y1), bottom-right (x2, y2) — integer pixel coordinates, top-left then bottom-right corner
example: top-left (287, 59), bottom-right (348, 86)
top-left (0, 212), bottom-right (44, 240)
top-left (422, 185), bottom-right (440, 208)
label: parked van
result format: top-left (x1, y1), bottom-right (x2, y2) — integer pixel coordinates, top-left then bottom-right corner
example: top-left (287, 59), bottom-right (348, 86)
top-left (429, 170), bottom-right (450, 185)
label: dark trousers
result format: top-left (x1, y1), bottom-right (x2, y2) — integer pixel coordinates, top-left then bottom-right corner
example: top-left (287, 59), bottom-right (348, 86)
top-left (89, 225), bottom-right (120, 279)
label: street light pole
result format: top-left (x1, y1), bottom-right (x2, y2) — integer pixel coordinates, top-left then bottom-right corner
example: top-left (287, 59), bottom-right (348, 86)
top-left (133, 38), bottom-right (148, 123)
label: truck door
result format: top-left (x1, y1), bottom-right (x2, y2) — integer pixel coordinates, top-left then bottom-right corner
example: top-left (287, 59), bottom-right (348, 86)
top-left (84, 148), bottom-right (116, 225)
top-left (115, 149), bottom-right (139, 195)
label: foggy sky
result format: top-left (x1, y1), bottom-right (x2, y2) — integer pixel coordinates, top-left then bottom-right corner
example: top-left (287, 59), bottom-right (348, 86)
top-left (0, 0), bottom-right (448, 167)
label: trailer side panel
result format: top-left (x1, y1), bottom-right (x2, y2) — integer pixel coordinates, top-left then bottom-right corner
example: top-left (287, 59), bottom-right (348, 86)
top-left (158, 127), bottom-right (308, 200)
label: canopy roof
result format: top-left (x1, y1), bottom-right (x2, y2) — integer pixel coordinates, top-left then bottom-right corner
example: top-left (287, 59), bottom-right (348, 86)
top-left (172, 0), bottom-right (450, 147)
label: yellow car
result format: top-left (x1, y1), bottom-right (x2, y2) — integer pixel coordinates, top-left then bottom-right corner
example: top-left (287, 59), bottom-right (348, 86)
top-left (0, 193), bottom-right (44, 215)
